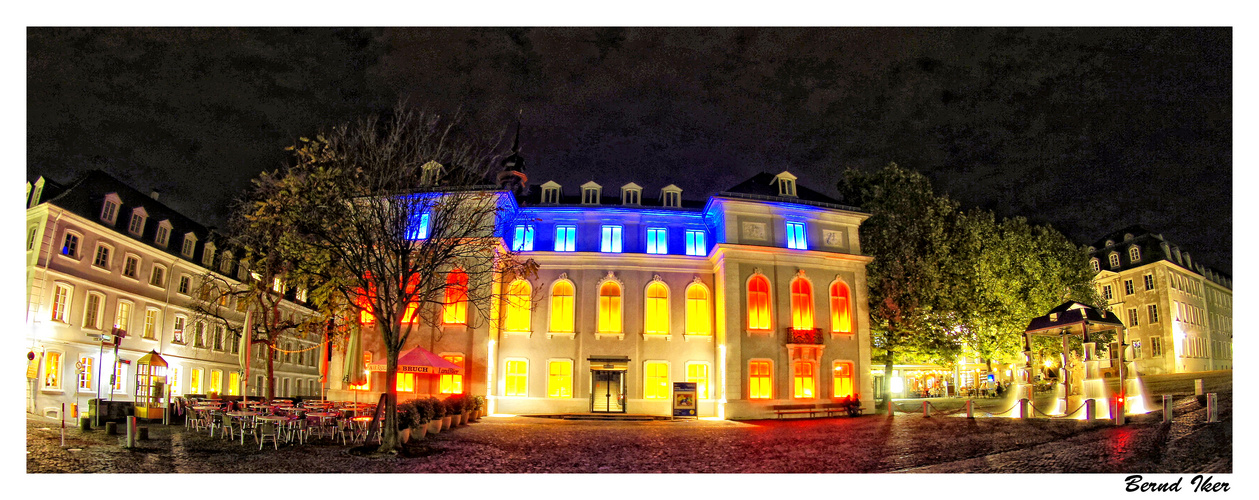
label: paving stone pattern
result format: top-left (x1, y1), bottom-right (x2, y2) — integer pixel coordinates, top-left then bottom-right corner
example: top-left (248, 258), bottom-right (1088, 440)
top-left (27, 393), bottom-right (1230, 473)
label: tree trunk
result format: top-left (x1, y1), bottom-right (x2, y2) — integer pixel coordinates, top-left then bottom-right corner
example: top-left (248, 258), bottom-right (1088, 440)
top-left (266, 348), bottom-right (275, 400)
top-left (376, 354), bottom-right (400, 453)
top-left (881, 352), bottom-right (895, 407)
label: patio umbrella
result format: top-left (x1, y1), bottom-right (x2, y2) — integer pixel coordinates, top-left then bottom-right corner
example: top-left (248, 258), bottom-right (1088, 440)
top-left (366, 345), bottom-right (462, 374)
top-left (343, 326), bottom-right (366, 386)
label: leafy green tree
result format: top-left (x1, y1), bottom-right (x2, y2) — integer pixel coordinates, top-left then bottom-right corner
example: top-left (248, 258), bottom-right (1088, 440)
top-left (839, 163), bottom-right (962, 404)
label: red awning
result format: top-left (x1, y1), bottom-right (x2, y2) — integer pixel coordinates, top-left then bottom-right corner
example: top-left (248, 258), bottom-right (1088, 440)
top-left (365, 346), bottom-right (461, 375)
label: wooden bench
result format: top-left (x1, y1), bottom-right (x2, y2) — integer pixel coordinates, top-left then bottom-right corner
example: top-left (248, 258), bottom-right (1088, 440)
top-left (819, 401), bottom-right (863, 417)
top-left (770, 404), bottom-right (819, 419)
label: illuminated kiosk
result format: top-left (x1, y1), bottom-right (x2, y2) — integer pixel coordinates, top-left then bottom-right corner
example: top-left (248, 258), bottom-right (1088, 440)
top-left (133, 350), bottom-right (168, 420)
top-left (1021, 301), bottom-right (1128, 419)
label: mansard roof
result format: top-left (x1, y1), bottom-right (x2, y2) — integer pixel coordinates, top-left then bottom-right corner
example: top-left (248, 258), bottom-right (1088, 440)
top-left (721, 172), bottom-right (843, 205)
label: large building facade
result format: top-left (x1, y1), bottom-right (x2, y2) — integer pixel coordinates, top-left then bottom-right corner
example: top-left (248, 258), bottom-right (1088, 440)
top-left (1088, 225), bottom-right (1232, 375)
top-left (327, 168), bottom-right (875, 419)
top-left (24, 171), bottom-right (321, 419)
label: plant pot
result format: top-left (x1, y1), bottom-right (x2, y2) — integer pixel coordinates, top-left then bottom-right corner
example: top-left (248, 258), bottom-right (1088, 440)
top-left (441, 415), bottom-right (452, 431)
top-left (452, 413), bottom-right (463, 427)
top-left (461, 411), bottom-right (471, 425)
top-left (414, 425), bottom-right (427, 440)
top-left (400, 428), bottom-right (412, 443)
top-left (427, 418), bottom-right (442, 435)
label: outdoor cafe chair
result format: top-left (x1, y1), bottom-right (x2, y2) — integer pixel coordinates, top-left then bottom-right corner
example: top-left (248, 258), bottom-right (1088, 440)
top-left (256, 421), bottom-right (281, 450)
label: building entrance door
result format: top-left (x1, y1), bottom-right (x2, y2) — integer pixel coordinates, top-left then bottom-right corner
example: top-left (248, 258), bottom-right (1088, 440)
top-left (590, 370), bottom-right (625, 413)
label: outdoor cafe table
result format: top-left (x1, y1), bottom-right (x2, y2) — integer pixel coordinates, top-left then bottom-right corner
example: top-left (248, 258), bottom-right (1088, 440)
top-left (255, 415), bottom-right (300, 444)
top-left (225, 411), bottom-right (259, 444)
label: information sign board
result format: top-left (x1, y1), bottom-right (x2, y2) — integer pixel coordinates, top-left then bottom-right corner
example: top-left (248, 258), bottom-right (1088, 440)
top-left (672, 382), bottom-right (697, 418)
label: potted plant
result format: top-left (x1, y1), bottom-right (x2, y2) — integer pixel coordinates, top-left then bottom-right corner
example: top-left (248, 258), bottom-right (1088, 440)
top-left (397, 400), bottom-right (415, 443)
top-left (445, 396), bottom-right (463, 427)
top-left (472, 395), bottom-right (485, 421)
top-left (424, 397), bottom-right (444, 435)
top-left (435, 396), bottom-right (452, 432)
top-left (460, 394), bottom-right (473, 424)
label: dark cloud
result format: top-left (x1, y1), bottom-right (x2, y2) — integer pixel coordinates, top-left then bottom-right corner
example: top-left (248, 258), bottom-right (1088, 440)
top-left (27, 27), bottom-right (1231, 272)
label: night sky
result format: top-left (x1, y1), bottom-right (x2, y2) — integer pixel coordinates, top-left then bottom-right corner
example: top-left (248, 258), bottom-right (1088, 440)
top-left (26, 27), bottom-right (1232, 273)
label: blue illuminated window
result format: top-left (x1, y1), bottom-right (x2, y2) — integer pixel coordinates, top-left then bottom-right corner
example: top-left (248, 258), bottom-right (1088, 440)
top-left (786, 222), bottom-right (806, 250)
top-left (408, 212), bottom-right (430, 240)
top-left (685, 230), bottom-right (706, 256)
top-left (554, 225), bottom-right (576, 252)
top-left (600, 225), bottom-right (623, 253)
top-left (646, 228), bottom-right (668, 254)
top-left (513, 225), bottom-right (534, 251)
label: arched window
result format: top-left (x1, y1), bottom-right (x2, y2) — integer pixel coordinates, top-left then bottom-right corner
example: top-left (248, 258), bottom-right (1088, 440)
top-left (790, 277), bottom-right (814, 331)
top-left (685, 283), bottom-right (710, 335)
top-left (443, 269), bottom-right (469, 325)
top-left (1108, 253), bottom-right (1120, 268)
top-left (598, 281), bottom-right (622, 333)
top-left (747, 275), bottom-right (771, 330)
top-left (504, 279), bottom-right (531, 332)
top-left (645, 281), bottom-right (669, 334)
top-left (1128, 246), bottom-right (1141, 262)
top-left (549, 280), bottom-right (575, 333)
top-left (830, 281), bottom-right (852, 334)
top-left (356, 288), bottom-right (375, 325)
top-left (1090, 258), bottom-right (1100, 272)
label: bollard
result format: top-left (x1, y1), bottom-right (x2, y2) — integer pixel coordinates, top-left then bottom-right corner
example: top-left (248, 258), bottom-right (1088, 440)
top-left (1163, 395), bottom-right (1173, 423)
top-left (1206, 393), bottom-right (1219, 423)
top-left (923, 400), bottom-right (931, 417)
top-left (105, 421), bottom-right (118, 435)
top-left (887, 400), bottom-right (894, 416)
top-left (966, 399), bottom-right (974, 419)
top-left (60, 403), bottom-right (66, 447)
top-left (1084, 399), bottom-right (1095, 420)
top-left (79, 416), bottom-right (92, 431)
top-left (1195, 379), bottom-right (1206, 406)
top-left (138, 427), bottom-right (149, 440)
top-left (125, 417), bottom-right (138, 448)
top-left (1113, 399), bottom-right (1125, 425)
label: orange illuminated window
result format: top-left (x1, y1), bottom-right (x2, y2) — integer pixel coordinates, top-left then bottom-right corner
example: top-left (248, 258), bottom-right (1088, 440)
top-left (402, 302), bottom-right (420, 323)
top-left (645, 282), bottom-right (669, 334)
top-left (396, 373), bottom-right (415, 392)
top-left (550, 281), bottom-right (575, 332)
top-left (792, 361), bottom-right (815, 399)
top-left (349, 352), bottom-right (371, 390)
top-left (747, 275), bottom-right (771, 330)
top-left (790, 278), bottom-right (814, 331)
top-left (443, 269), bottom-right (469, 325)
top-left (598, 281), bottom-right (622, 333)
top-left (833, 361), bottom-right (854, 398)
top-left (685, 284), bottom-right (710, 335)
top-left (547, 360), bottom-right (572, 398)
top-left (749, 360), bottom-right (772, 399)
top-left (830, 282), bottom-right (852, 334)
top-left (504, 279), bottom-right (531, 331)
top-left (356, 292), bottom-right (375, 325)
top-left (644, 361), bottom-right (669, 399)
top-left (439, 354), bottom-right (464, 394)
top-left (505, 360), bottom-right (527, 397)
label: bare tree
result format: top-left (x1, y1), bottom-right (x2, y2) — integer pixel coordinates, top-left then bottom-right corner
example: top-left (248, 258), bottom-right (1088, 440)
top-left (256, 105), bottom-right (534, 453)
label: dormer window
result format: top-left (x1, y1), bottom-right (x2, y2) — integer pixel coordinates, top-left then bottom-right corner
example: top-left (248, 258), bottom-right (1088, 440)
top-left (202, 242), bottom-right (216, 267)
top-left (581, 181), bottom-right (602, 205)
top-left (1108, 252), bottom-right (1120, 268)
top-left (773, 171), bottom-right (798, 198)
top-left (541, 181), bottom-right (561, 204)
top-left (1128, 246), bottom-right (1141, 262)
top-left (1123, 233), bottom-right (1134, 241)
top-left (155, 220), bottom-right (172, 247)
top-left (1105, 240), bottom-right (1114, 248)
top-left (1090, 258), bottom-right (1100, 272)
top-left (1183, 252), bottom-right (1191, 269)
top-left (219, 251), bottom-right (234, 274)
top-left (661, 184), bottom-right (682, 208)
top-left (30, 177), bottom-right (45, 208)
top-left (100, 193), bottom-right (122, 224)
top-left (621, 182), bottom-right (642, 205)
top-left (128, 207), bottom-right (148, 236)
top-left (420, 161), bottom-right (444, 186)
top-left (181, 233), bottom-right (197, 258)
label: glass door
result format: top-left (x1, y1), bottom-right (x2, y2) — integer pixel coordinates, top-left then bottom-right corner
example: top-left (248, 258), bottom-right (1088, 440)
top-left (590, 370), bottom-right (625, 413)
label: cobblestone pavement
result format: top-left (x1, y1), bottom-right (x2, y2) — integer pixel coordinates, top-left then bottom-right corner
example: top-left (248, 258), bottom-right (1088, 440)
top-left (27, 393), bottom-right (1229, 473)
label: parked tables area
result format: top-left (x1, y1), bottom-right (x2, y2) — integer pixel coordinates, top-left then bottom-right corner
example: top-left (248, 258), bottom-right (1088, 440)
top-left (176, 397), bottom-right (380, 449)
